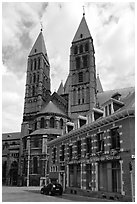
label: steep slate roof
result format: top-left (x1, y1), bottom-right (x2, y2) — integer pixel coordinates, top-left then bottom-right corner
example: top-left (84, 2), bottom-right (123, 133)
top-left (97, 87), bottom-right (135, 107)
top-left (63, 75), bottom-right (70, 94)
top-left (29, 30), bottom-right (49, 64)
top-left (39, 101), bottom-right (67, 117)
top-left (2, 132), bottom-right (20, 141)
top-left (72, 16), bottom-right (92, 43)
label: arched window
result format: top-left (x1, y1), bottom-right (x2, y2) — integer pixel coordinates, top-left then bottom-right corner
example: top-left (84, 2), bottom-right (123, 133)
top-left (38, 58), bottom-right (40, 69)
top-left (32, 86), bottom-right (35, 96)
top-left (74, 46), bottom-right (78, 54)
top-left (76, 57), bottom-right (80, 69)
top-left (33, 73), bottom-right (36, 83)
top-left (78, 72), bottom-right (83, 83)
top-left (60, 118), bottom-right (63, 129)
top-left (40, 117), bottom-right (45, 128)
top-left (79, 44), bottom-right (83, 53)
top-left (34, 58), bottom-right (37, 70)
top-left (50, 117), bottom-right (55, 128)
top-left (85, 43), bottom-right (89, 52)
top-left (33, 157), bottom-right (38, 174)
top-left (37, 74), bottom-right (39, 82)
top-left (30, 59), bottom-right (33, 71)
top-left (30, 74), bottom-right (32, 83)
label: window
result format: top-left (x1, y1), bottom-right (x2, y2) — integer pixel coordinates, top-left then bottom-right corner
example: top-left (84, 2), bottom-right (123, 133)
top-left (60, 145), bottom-right (65, 161)
top-left (78, 88), bottom-right (80, 104)
top-left (30, 59), bottom-right (33, 71)
top-left (30, 74), bottom-right (32, 83)
top-left (111, 128), bottom-right (120, 150)
top-left (34, 121), bottom-right (37, 130)
top-left (79, 44), bottom-right (83, 53)
top-left (97, 132), bottom-right (104, 152)
top-left (82, 55), bottom-right (88, 67)
top-left (33, 138), bottom-right (39, 147)
top-left (38, 58), bottom-right (40, 69)
top-left (78, 72), bottom-right (83, 83)
top-left (76, 57), bottom-right (80, 69)
top-left (33, 73), bottom-right (36, 83)
top-left (77, 140), bottom-right (81, 159)
top-left (32, 86), bottom-right (35, 96)
top-left (34, 58), bottom-right (37, 70)
top-left (69, 145), bottom-right (73, 161)
top-left (108, 104), bottom-right (111, 115)
top-left (50, 117), bottom-right (55, 128)
top-left (60, 118), bottom-right (63, 129)
top-left (105, 106), bottom-right (108, 117)
top-left (33, 157), bottom-right (38, 174)
top-left (85, 43), bottom-right (89, 52)
top-left (40, 117), bottom-right (45, 128)
top-left (37, 74), bottom-right (39, 82)
top-left (86, 137), bottom-right (92, 155)
top-left (74, 46), bottom-right (78, 54)
top-left (73, 89), bottom-right (76, 105)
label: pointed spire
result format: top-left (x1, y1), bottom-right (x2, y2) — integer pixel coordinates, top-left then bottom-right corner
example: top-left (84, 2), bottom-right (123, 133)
top-left (72, 15), bottom-right (91, 43)
top-left (57, 81), bottom-right (64, 95)
top-left (83, 5), bottom-right (85, 16)
top-left (97, 74), bottom-right (103, 93)
top-left (29, 30), bottom-right (49, 64)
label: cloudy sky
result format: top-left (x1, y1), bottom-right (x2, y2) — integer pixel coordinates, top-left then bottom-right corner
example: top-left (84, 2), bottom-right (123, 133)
top-left (2, 2), bottom-right (135, 133)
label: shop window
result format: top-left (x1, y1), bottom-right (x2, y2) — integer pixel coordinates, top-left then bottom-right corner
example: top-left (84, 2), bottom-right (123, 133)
top-left (40, 117), bottom-right (45, 128)
top-left (76, 164), bottom-right (81, 187)
top-left (77, 140), bottom-right (81, 159)
top-left (76, 57), bottom-right (80, 69)
top-left (112, 161), bottom-right (121, 192)
top-left (78, 72), bottom-right (83, 83)
top-left (50, 117), bottom-right (55, 128)
top-left (111, 128), bottom-right (120, 150)
top-left (97, 132), bottom-right (104, 152)
top-left (86, 164), bottom-right (92, 189)
top-left (69, 145), bottom-right (73, 161)
top-left (33, 157), bottom-right (38, 174)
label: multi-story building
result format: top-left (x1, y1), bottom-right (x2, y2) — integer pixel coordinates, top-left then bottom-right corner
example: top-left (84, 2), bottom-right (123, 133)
top-left (2, 11), bottom-right (135, 201)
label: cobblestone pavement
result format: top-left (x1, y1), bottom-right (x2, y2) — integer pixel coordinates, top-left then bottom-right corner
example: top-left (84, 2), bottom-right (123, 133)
top-left (2, 186), bottom-right (113, 202)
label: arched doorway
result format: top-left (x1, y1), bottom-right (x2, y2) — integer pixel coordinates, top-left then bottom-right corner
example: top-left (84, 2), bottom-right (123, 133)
top-left (9, 161), bottom-right (18, 186)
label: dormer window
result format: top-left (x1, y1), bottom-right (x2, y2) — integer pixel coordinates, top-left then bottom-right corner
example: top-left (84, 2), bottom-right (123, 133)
top-left (66, 122), bottom-right (74, 133)
top-left (111, 92), bottom-right (121, 101)
top-left (78, 115), bottom-right (87, 128)
top-left (91, 108), bottom-right (103, 122)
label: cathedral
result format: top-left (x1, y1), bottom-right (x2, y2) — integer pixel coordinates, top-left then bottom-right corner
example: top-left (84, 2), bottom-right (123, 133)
top-left (2, 13), bottom-right (135, 201)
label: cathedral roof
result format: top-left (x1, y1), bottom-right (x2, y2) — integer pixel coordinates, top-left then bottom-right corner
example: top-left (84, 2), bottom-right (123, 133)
top-left (29, 30), bottom-right (49, 63)
top-left (72, 16), bottom-right (92, 43)
top-left (30, 128), bottom-right (62, 136)
top-left (39, 101), bottom-right (67, 117)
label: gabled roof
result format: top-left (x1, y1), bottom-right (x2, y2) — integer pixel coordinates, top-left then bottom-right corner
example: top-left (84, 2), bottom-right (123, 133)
top-left (72, 16), bottom-right (92, 43)
top-left (39, 101), bottom-right (67, 117)
top-left (29, 30), bottom-right (49, 64)
top-left (2, 132), bottom-right (20, 141)
top-left (97, 87), bottom-right (135, 107)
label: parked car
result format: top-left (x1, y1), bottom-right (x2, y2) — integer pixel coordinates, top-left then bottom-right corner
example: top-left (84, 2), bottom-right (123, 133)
top-left (41, 182), bottom-right (63, 196)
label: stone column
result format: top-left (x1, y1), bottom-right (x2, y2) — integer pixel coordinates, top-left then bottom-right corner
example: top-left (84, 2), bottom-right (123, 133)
top-left (95, 162), bottom-right (98, 191)
top-left (66, 165), bottom-right (69, 187)
top-left (42, 135), bottom-right (48, 185)
top-left (27, 136), bottom-right (30, 187)
top-left (111, 102), bottom-right (114, 114)
top-left (120, 160), bottom-right (125, 195)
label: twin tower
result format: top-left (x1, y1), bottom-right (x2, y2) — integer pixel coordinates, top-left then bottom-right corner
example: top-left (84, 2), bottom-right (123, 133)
top-left (22, 14), bottom-right (99, 135)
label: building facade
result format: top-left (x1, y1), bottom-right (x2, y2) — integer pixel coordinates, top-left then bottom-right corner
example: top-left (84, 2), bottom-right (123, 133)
top-left (2, 12), bottom-right (135, 201)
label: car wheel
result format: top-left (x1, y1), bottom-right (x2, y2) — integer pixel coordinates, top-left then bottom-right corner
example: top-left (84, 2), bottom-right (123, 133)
top-left (40, 190), bottom-right (43, 194)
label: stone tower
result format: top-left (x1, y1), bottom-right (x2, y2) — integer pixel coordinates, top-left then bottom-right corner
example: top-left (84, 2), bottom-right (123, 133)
top-left (68, 14), bottom-right (97, 119)
top-left (23, 29), bottom-right (51, 129)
